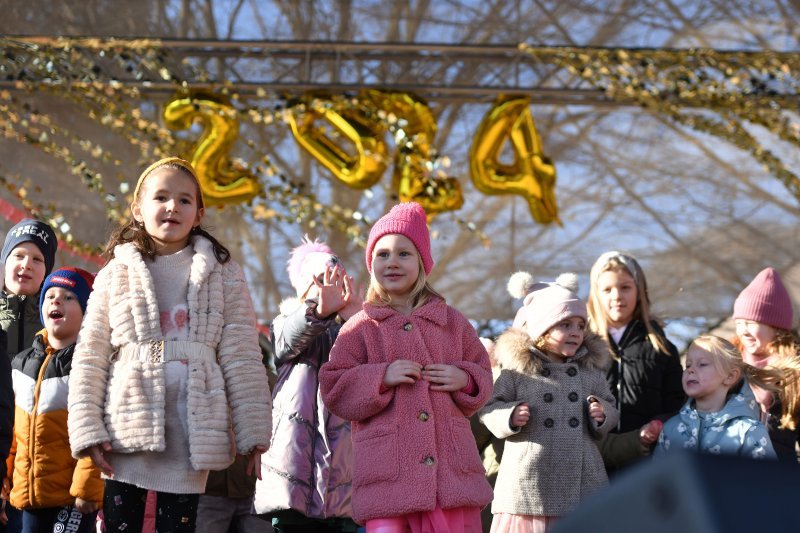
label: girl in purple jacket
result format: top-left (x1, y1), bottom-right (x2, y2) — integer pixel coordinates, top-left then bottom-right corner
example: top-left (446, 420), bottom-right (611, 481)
top-left (319, 202), bottom-right (493, 533)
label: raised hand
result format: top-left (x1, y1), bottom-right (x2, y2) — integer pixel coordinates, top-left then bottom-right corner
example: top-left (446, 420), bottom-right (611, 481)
top-left (383, 359), bottom-right (423, 387)
top-left (315, 264), bottom-right (348, 318)
top-left (422, 364), bottom-right (469, 392)
top-left (511, 403), bottom-right (531, 428)
top-left (338, 274), bottom-right (364, 321)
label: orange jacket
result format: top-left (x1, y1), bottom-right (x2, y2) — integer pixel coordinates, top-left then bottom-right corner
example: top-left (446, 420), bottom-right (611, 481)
top-left (8, 331), bottom-right (103, 509)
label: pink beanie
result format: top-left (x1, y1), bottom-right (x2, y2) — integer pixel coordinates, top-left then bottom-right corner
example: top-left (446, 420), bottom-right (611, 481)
top-left (365, 202), bottom-right (433, 275)
top-left (518, 277), bottom-right (587, 340)
top-left (733, 267), bottom-right (793, 330)
top-left (287, 235), bottom-right (339, 296)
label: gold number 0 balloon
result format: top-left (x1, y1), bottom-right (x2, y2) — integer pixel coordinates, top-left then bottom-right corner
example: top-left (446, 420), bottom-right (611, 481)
top-left (360, 90), bottom-right (463, 219)
top-left (163, 94), bottom-right (259, 207)
top-left (469, 96), bottom-right (559, 224)
top-left (287, 98), bottom-right (388, 189)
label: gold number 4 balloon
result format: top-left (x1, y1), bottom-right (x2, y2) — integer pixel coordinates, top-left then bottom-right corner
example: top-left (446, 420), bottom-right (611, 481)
top-left (163, 93), bottom-right (260, 207)
top-left (469, 96), bottom-right (560, 224)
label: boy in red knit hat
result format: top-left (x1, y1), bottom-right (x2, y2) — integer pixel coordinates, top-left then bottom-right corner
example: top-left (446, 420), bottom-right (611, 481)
top-left (732, 267), bottom-right (800, 463)
top-left (6, 267), bottom-right (102, 532)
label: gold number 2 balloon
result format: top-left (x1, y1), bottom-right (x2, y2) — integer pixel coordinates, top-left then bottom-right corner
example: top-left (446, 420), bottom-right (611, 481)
top-left (163, 93), bottom-right (260, 207)
top-left (287, 97), bottom-right (388, 189)
top-left (469, 96), bottom-right (559, 224)
top-left (361, 90), bottom-right (463, 218)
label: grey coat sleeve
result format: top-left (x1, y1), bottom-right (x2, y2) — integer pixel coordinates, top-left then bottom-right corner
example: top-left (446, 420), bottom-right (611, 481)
top-left (479, 370), bottom-right (525, 439)
top-left (273, 300), bottom-right (337, 366)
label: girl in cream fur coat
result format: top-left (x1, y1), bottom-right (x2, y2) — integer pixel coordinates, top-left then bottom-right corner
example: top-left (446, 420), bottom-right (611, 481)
top-left (67, 158), bottom-right (272, 532)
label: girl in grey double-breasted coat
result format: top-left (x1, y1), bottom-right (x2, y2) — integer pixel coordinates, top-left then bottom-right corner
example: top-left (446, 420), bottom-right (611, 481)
top-left (479, 275), bottom-right (618, 532)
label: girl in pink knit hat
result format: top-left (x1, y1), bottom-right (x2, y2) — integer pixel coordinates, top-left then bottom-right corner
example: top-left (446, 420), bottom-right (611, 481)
top-left (479, 274), bottom-right (618, 533)
top-left (732, 267), bottom-right (800, 463)
top-left (319, 202), bottom-right (493, 533)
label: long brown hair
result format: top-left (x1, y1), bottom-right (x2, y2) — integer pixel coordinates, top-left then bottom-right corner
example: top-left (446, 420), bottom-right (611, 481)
top-left (103, 160), bottom-right (230, 264)
top-left (587, 251), bottom-right (672, 355)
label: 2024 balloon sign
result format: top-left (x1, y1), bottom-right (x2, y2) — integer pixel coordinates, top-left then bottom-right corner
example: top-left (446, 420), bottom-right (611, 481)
top-left (163, 91), bottom-right (558, 223)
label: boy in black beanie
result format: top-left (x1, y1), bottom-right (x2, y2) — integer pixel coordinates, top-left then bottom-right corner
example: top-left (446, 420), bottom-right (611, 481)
top-left (0, 219), bottom-right (56, 532)
top-left (0, 219), bottom-right (57, 357)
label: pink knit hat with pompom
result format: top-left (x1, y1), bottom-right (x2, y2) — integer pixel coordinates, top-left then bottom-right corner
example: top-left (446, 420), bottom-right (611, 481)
top-left (365, 202), bottom-right (433, 275)
top-left (515, 273), bottom-right (586, 340)
top-left (287, 235), bottom-right (339, 297)
top-left (733, 267), bottom-right (793, 330)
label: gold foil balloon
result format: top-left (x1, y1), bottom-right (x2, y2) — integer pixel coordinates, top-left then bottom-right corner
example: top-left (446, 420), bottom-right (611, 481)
top-left (287, 97), bottom-right (388, 189)
top-left (361, 90), bottom-right (463, 217)
top-left (470, 96), bottom-right (559, 224)
top-left (163, 93), bottom-right (259, 207)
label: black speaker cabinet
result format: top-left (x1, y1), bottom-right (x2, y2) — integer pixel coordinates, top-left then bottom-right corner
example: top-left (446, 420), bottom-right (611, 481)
top-left (551, 452), bottom-right (800, 533)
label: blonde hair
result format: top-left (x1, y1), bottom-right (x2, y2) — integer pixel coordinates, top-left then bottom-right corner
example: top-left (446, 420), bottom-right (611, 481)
top-left (691, 335), bottom-right (782, 399)
top-left (734, 328), bottom-right (800, 430)
top-left (365, 253), bottom-right (443, 310)
top-left (587, 251), bottom-right (671, 355)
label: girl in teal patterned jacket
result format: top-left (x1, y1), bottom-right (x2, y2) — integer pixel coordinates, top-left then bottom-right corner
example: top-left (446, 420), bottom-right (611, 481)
top-left (655, 335), bottom-right (779, 460)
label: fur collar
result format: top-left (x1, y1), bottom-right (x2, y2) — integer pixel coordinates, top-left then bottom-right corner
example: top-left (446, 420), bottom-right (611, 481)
top-left (278, 296), bottom-right (305, 317)
top-left (494, 327), bottom-right (611, 375)
top-left (112, 236), bottom-right (218, 340)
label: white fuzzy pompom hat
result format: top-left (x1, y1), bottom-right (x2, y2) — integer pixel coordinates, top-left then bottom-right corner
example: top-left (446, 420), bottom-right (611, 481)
top-left (508, 271), bottom-right (586, 340)
top-left (287, 235), bottom-right (339, 297)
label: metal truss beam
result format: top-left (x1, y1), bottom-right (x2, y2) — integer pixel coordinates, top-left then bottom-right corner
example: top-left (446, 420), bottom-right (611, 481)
top-left (2, 37), bottom-right (621, 105)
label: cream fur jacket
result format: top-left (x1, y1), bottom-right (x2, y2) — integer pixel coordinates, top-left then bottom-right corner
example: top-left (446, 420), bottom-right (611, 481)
top-left (67, 236), bottom-right (272, 471)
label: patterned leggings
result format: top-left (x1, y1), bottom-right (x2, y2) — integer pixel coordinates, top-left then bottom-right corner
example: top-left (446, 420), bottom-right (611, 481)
top-left (102, 479), bottom-right (199, 532)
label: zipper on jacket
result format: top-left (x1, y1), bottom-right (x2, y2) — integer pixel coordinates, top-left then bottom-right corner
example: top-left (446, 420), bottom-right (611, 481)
top-left (616, 357), bottom-right (623, 432)
top-left (27, 350), bottom-right (54, 508)
top-left (612, 327), bottom-right (631, 433)
top-left (17, 311), bottom-right (24, 353)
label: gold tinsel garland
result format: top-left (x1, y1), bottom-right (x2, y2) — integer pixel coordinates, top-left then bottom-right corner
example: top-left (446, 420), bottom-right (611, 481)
top-left (521, 45), bottom-right (800, 196)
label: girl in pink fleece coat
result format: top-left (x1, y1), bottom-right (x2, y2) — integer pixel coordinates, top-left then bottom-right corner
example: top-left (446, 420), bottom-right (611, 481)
top-left (319, 202), bottom-right (493, 533)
